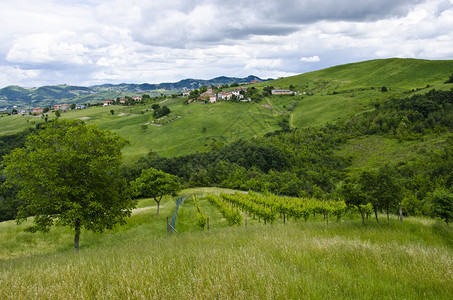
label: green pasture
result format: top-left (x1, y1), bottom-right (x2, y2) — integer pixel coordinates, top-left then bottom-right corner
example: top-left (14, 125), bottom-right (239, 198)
top-left (260, 58), bottom-right (453, 92)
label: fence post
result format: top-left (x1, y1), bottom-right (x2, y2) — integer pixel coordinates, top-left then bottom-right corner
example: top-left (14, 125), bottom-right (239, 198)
top-left (166, 217), bottom-right (169, 235)
top-left (244, 212), bottom-right (247, 226)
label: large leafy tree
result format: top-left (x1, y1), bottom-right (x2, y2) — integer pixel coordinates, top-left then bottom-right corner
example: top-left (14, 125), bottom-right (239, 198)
top-left (133, 168), bottom-right (181, 216)
top-left (3, 120), bottom-right (136, 251)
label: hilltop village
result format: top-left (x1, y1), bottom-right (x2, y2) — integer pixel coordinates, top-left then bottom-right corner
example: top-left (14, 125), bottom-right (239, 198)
top-left (9, 84), bottom-right (296, 116)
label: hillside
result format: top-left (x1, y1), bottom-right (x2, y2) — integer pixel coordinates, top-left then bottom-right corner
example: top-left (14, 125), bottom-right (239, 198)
top-left (1, 58), bottom-right (452, 162)
top-left (261, 58), bottom-right (453, 91)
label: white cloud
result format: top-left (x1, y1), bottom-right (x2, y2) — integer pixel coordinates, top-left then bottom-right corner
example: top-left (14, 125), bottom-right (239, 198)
top-left (0, 0), bottom-right (452, 87)
top-left (300, 56), bottom-right (320, 63)
top-left (6, 31), bottom-right (91, 65)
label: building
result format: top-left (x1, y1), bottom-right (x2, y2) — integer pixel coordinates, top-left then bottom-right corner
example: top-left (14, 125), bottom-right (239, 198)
top-left (182, 91), bottom-right (191, 97)
top-left (132, 96), bottom-right (142, 101)
top-left (54, 104), bottom-right (70, 111)
top-left (217, 92), bottom-right (233, 100)
top-left (271, 89), bottom-right (292, 95)
top-left (209, 94), bottom-right (217, 103)
top-left (103, 99), bottom-right (114, 106)
top-left (32, 107), bottom-right (44, 114)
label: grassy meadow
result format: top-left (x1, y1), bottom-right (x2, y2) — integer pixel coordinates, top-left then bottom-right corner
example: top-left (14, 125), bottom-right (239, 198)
top-left (0, 188), bottom-right (452, 299)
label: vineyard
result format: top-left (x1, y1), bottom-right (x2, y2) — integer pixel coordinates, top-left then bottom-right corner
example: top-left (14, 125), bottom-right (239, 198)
top-left (202, 191), bottom-right (357, 227)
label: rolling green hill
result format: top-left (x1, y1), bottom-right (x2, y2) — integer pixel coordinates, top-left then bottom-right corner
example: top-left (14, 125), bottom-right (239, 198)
top-left (261, 58), bottom-right (453, 90)
top-left (1, 58), bottom-right (452, 163)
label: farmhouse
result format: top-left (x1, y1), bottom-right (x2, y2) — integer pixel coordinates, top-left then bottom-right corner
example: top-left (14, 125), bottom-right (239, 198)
top-left (132, 96), bottom-right (142, 101)
top-left (217, 91), bottom-right (233, 100)
top-left (54, 104), bottom-right (70, 111)
top-left (103, 99), bottom-right (114, 106)
top-left (271, 89), bottom-right (292, 95)
top-left (32, 107), bottom-right (44, 114)
top-left (209, 94), bottom-right (217, 103)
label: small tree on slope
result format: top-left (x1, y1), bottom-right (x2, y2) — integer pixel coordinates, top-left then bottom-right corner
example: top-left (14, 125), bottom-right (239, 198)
top-left (133, 168), bottom-right (181, 216)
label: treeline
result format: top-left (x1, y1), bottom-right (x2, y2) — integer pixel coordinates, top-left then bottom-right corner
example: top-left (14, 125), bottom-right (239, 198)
top-left (344, 89), bottom-right (453, 140)
top-left (121, 130), bottom-right (349, 198)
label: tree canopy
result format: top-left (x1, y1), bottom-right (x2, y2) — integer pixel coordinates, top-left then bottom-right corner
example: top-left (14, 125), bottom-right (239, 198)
top-left (430, 188), bottom-right (453, 225)
top-left (133, 167), bottom-right (181, 216)
top-left (3, 119), bottom-right (136, 250)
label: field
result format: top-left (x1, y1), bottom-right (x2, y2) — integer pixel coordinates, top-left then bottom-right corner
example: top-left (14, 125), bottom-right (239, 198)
top-left (0, 188), bottom-right (452, 299)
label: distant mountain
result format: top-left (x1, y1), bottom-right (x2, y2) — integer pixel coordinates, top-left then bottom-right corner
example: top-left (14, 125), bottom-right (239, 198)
top-left (0, 76), bottom-right (269, 109)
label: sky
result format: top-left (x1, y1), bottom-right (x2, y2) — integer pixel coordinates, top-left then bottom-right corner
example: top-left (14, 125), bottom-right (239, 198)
top-left (1, 0), bottom-right (453, 88)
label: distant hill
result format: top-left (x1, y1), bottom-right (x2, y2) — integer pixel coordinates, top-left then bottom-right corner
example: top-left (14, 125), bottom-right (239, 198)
top-left (0, 75), bottom-right (268, 109)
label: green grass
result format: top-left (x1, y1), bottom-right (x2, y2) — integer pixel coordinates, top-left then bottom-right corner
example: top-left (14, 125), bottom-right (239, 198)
top-left (1, 188), bottom-right (452, 299)
top-left (261, 58), bottom-right (453, 91)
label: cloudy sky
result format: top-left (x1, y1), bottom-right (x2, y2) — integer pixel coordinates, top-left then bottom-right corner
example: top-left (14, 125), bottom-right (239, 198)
top-left (1, 0), bottom-right (452, 87)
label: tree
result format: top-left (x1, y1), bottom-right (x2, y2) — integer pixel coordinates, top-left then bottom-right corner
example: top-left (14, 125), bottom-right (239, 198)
top-left (359, 167), bottom-right (402, 224)
top-left (430, 188), bottom-right (453, 226)
top-left (55, 110), bottom-right (61, 118)
top-left (444, 73), bottom-right (453, 84)
top-left (133, 168), bottom-right (181, 216)
top-left (3, 120), bottom-right (135, 251)
top-left (110, 109), bottom-right (115, 115)
top-left (340, 179), bottom-right (370, 225)
top-left (70, 103), bottom-right (76, 110)
top-left (153, 106), bottom-right (171, 118)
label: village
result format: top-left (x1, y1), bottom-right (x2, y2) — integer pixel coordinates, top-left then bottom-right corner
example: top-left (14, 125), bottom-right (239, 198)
top-left (183, 86), bottom-right (294, 103)
top-left (6, 86), bottom-right (294, 116)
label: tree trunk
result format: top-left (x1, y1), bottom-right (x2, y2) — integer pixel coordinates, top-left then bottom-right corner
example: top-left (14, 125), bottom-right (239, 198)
top-left (399, 203), bottom-right (403, 222)
top-left (155, 196), bottom-right (162, 216)
top-left (360, 210), bottom-right (365, 225)
top-left (74, 219), bottom-right (81, 251)
top-left (374, 209), bottom-right (379, 223)
top-left (386, 208), bottom-right (390, 224)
